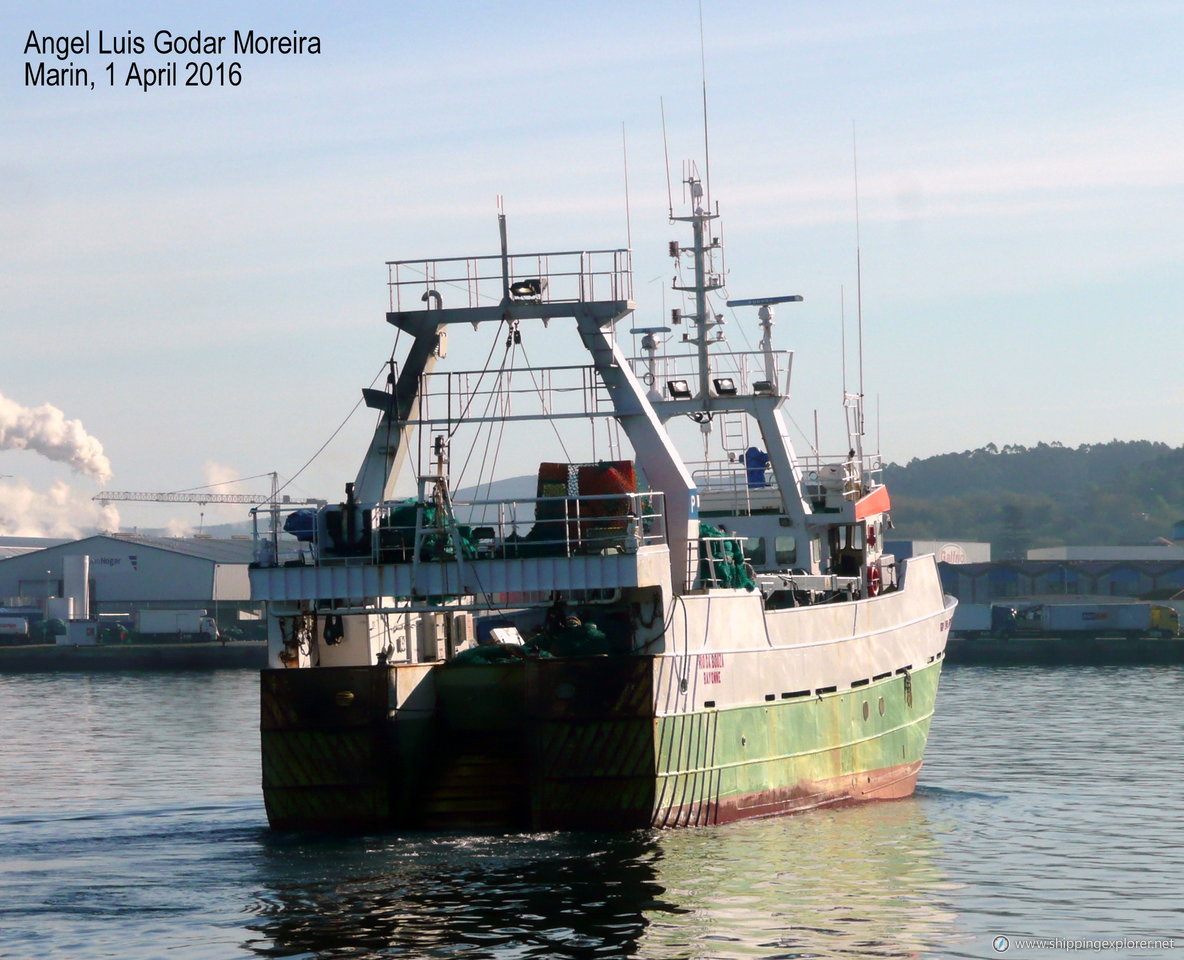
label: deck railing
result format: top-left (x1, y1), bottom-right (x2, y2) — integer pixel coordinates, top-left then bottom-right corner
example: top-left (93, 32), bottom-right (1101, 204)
top-left (626, 347), bottom-right (793, 399)
top-left (387, 248), bottom-right (632, 313)
top-left (251, 491), bottom-right (667, 568)
top-left (370, 491), bottom-right (665, 563)
top-left (685, 534), bottom-right (756, 592)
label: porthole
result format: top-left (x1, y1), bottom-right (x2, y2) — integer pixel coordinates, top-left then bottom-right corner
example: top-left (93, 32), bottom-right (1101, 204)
top-left (862, 701), bottom-right (870, 721)
top-left (878, 697), bottom-right (885, 717)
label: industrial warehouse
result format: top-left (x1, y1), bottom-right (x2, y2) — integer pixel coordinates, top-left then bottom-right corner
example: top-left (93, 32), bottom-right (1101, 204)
top-left (0, 533), bottom-right (264, 644)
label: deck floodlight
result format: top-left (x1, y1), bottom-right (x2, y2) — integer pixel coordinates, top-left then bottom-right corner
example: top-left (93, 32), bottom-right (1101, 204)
top-left (713, 377), bottom-right (737, 396)
top-left (666, 379), bottom-right (692, 399)
top-left (752, 380), bottom-right (775, 396)
top-left (508, 278), bottom-right (547, 300)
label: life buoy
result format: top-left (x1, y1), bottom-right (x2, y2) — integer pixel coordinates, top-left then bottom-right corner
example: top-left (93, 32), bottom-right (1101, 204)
top-left (868, 566), bottom-right (881, 596)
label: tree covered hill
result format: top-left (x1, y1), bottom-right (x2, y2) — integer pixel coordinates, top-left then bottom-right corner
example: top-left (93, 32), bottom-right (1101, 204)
top-left (882, 441), bottom-right (1184, 556)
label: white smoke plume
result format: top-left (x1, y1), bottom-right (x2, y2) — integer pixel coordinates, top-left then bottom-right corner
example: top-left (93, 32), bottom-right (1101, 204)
top-left (164, 517), bottom-right (196, 537)
top-left (0, 390), bottom-right (113, 482)
top-left (0, 479), bottom-right (120, 537)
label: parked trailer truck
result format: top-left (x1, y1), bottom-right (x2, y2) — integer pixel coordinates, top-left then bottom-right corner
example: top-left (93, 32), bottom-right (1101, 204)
top-left (0, 616), bottom-right (30, 644)
top-left (952, 601), bottom-right (1179, 639)
top-left (951, 603), bottom-right (993, 637)
top-left (133, 610), bottom-right (220, 641)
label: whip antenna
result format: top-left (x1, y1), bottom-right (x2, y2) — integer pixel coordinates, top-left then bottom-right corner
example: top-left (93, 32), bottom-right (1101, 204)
top-left (840, 284), bottom-right (847, 400)
top-left (699, 0), bottom-right (713, 209)
top-left (621, 122), bottom-right (633, 251)
top-left (853, 122), bottom-right (866, 440)
top-left (661, 97), bottom-right (674, 218)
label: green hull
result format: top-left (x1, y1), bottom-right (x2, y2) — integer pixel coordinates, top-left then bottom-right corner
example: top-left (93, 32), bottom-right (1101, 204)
top-left (651, 663), bottom-right (939, 826)
top-left (260, 657), bottom-right (942, 831)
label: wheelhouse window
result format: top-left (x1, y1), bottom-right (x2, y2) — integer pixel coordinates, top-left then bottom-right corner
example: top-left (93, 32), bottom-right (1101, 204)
top-left (775, 535), bottom-right (797, 566)
top-left (743, 536), bottom-right (766, 566)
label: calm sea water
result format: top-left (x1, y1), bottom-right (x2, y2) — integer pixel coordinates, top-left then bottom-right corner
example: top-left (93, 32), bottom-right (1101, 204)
top-left (1, 665), bottom-right (1181, 960)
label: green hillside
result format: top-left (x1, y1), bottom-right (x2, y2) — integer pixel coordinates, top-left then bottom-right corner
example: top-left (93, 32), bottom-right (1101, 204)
top-left (882, 441), bottom-right (1184, 557)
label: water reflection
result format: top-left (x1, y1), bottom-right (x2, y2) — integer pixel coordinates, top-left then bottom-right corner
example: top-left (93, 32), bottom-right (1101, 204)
top-left (244, 799), bottom-right (961, 960)
top-left (245, 830), bottom-right (674, 958)
top-left (637, 800), bottom-right (961, 959)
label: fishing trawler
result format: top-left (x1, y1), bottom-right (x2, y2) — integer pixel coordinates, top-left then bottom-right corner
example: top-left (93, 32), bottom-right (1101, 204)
top-left (249, 167), bottom-right (955, 831)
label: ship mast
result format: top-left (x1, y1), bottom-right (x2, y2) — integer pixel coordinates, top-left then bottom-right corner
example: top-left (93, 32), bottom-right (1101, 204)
top-left (671, 172), bottom-right (722, 415)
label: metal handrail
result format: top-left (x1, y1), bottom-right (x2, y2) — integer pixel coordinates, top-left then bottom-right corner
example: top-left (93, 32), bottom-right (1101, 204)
top-left (687, 534), bottom-right (753, 591)
top-left (371, 491), bottom-right (666, 562)
top-left (387, 248), bottom-right (632, 312)
top-left (627, 347), bottom-right (793, 396)
top-left (413, 363), bottom-right (615, 428)
top-left (690, 459), bottom-right (781, 493)
top-left (250, 492), bottom-right (667, 568)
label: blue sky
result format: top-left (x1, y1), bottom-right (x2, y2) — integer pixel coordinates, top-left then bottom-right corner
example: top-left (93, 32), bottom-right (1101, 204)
top-left (2, 1), bottom-right (1181, 533)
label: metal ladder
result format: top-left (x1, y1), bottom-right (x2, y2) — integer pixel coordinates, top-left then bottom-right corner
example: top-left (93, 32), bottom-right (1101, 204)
top-left (410, 474), bottom-right (468, 597)
top-left (719, 412), bottom-right (748, 452)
